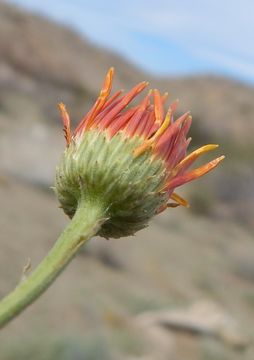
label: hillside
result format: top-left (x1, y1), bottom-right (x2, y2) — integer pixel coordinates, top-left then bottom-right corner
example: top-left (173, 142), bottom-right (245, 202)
top-left (0, 2), bottom-right (253, 359)
top-left (0, 176), bottom-right (253, 360)
top-left (1, 1), bottom-right (253, 228)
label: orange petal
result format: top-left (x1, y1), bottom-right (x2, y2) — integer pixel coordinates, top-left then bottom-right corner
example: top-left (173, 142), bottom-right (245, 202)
top-left (74, 68), bottom-right (114, 134)
top-left (108, 107), bottom-right (138, 137)
top-left (85, 67), bottom-right (114, 129)
top-left (172, 144), bottom-right (219, 176)
top-left (166, 155), bottom-right (225, 190)
top-left (98, 81), bottom-right (149, 129)
top-left (102, 90), bottom-right (123, 109)
top-left (133, 108), bottom-right (172, 157)
top-left (153, 89), bottom-right (164, 125)
top-left (58, 102), bottom-right (72, 146)
top-left (170, 192), bottom-right (190, 207)
top-left (124, 92), bottom-right (151, 136)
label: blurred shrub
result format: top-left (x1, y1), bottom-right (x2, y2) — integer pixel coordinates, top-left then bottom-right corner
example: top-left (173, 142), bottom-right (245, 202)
top-left (111, 327), bottom-right (145, 357)
top-left (2, 334), bottom-right (111, 360)
top-left (201, 339), bottom-right (229, 360)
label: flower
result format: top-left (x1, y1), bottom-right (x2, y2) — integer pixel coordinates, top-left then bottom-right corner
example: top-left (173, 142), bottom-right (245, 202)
top-left (55, 68), bottom-right (224, 238)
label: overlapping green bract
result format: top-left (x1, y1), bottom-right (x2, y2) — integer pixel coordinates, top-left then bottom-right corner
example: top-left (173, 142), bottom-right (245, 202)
top-left (55, 130), bottom-right (168, 238)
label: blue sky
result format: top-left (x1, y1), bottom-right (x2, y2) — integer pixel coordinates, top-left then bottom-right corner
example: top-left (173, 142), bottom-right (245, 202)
top-left (7, 0), bottom-right (254, 85)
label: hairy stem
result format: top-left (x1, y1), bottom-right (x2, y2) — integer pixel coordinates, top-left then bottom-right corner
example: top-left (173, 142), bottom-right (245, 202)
top-left (0, 199), bottom-right (105, 328)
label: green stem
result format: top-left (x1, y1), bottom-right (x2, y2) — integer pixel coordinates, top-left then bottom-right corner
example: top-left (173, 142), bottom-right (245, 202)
top-left (0, 199), bottom-right (105, 329)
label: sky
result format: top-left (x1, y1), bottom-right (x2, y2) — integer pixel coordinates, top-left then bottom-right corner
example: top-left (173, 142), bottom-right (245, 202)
top-left (7, 0), bottom-right (254, 85)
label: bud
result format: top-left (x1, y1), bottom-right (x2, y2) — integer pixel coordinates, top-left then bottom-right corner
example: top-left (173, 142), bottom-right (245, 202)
top-left (55, 68), bottom-right (224, 238)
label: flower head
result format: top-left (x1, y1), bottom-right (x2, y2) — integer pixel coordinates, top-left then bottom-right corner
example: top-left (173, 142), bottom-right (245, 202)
top-left (55, 68), bottom-right (224, 238)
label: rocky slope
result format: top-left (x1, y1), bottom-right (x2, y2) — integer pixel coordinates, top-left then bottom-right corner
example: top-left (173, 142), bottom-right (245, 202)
top-left (0, 1), bottom-right (253, 228)
top-left (0, 176), bottom-right (253, 360)
top-left (0, 2), bottom-right (253, 359)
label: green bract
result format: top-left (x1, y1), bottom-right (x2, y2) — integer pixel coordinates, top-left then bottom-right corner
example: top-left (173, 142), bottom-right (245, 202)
top-left (55, 129), bottom-right (168, 238)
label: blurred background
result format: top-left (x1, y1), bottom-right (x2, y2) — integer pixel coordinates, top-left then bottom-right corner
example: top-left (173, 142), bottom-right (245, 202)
top-left (0, 0), bottom-right (253, 359)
